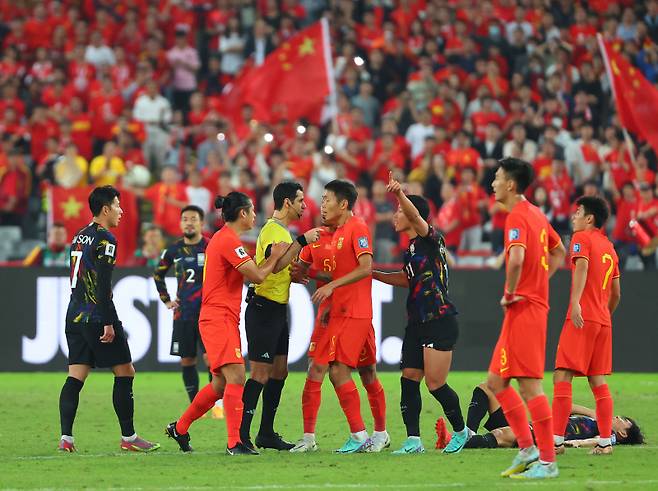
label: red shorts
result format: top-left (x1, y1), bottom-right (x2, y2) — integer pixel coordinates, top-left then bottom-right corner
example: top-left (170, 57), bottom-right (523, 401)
top-left (489, 301), bottom-right (548, 379)
top-left (199, 314), bottom-right (244, 372)
top-left (555, 320), bottom-right (612, 376)
top-left (315, 317), bottom-right (376, 368)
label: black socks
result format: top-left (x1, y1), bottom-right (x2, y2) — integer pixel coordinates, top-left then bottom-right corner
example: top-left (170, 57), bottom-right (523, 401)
top-left (240, 379), bottom-right (264, 440)
top-left (400, 377), bottom-right (422, 437)
top-left (466, 386), bottom-right (490, 432)
top-left (113, 376), bottom-right (135, 437)
top-left (59, 376), bottom-right (84, 436)
top-left (430, 383), bottom-right (465, 432)
top-left (182, 365), bottom-right (199, 402)
top-left (260, 378), bottom-right (285, 436)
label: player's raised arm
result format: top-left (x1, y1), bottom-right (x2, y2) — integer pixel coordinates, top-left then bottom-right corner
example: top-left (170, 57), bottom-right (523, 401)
top-left (238, 241), bottom-right (289, 284)
top-left (387, 172), bottom-right (429, 238)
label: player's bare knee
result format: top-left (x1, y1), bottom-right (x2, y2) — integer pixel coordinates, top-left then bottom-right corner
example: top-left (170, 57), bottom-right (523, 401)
top-left (250, 363), bottom-right (271, 384)
top-left (518, 379), bottom-right (542, 401)
top-left (553, 369), bottom-right (572, 383)
top-left (402, 368), bottom-right (423, 382)
top-left (180, 357), bottom-right (197, 367)
top-left (307, 362), bottom-right (327, 381)
top-left (358, 365), bottom-right (376, 385)
top-left (112, 363), bottom-right (135, 377)
top-left (587, 375), bottom-right (605, 389)
top-left (68, 365), bottom-right (90, 382)
top-left (486, 374), bottom-right (505, 395)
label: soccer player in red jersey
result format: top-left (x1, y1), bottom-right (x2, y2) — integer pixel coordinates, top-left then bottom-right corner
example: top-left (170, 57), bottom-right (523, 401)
top-left (290, 225), bottom-right (388, 453)
top-left (486, 158), bottom-right (566, 479)
top-left (552, 196), bottom-right (621, 456)
top-left (166, 192), bottom-right (289, 455)
top-left (311, 179), bottom-right (387, 453)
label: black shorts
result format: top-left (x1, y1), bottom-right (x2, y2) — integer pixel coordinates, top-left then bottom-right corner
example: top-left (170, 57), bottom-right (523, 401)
top-left (66, 321), bottom-right (132, 369)
top-left (245, 295), bottom-right (289, 364)
top-left (400, 315), bottom-right (459, 370)
top-left (170, 318), bottom-right (206, 358)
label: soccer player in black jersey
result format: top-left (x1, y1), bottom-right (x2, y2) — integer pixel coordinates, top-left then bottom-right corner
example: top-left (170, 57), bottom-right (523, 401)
top-left (154, 205), bottom-right (223, 417)
top-left (373, 173), bottom-right (468, 454)
top-left (58, 185), bottom-right (159, 452)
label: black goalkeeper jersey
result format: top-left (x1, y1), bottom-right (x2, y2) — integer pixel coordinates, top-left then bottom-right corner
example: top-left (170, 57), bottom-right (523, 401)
top-left (66, 222), bottom-right (119, 325)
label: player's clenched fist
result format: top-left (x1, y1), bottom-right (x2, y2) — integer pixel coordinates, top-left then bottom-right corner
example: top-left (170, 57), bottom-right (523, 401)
top-left (304, 227), bottom-right (322, 244)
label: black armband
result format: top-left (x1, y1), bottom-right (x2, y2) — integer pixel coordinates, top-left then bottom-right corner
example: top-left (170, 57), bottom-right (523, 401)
top-left (296, 235), bottom-right (308, 247)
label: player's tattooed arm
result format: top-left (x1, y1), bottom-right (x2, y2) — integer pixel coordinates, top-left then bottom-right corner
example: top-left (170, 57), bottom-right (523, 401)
top-left (372, 270), bottom-right (409, 287)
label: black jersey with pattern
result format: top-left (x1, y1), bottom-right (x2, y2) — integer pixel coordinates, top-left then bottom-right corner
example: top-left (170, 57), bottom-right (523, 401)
top-left (565, 415), bottom-right (601, 441)
top-left (66, 222), bottom-right (119, 325)
top-left (153, 237), bottom-right (209, 320)
top-left (403, 225), bottom-right (457, 324)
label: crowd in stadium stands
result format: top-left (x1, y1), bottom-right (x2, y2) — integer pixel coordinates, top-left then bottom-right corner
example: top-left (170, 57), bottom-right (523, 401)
top-left (2, 0), bottom-right (658, 270)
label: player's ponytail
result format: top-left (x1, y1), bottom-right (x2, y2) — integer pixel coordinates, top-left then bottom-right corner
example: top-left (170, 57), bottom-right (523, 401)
top-left (214, 192), bottom-right (252, 222)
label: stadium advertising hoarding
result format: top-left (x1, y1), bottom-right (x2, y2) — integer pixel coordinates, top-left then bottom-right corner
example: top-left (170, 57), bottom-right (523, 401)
top-left (1, 268), bottom-right (656, 372)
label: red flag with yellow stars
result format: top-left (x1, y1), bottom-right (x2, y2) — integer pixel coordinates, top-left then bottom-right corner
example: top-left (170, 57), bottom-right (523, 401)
top-left (599, 36), bottom-right (658, 155)
top-left (219, 19), bottom-right (334, 125)
top-left (47, 185), bottom-right (138, 265)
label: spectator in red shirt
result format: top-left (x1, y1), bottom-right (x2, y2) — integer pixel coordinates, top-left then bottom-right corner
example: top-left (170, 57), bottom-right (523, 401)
top-left (542, 158), bottom-right (574, 237)
top-left (637, 182), bottom-right (658, 270)
top-left (353, 182), bottom-right (376, 238)
top-left (134, 166), bottom-right (189, 237)
top-left (29, 105), bottom-right (60, 163)
top-left (335, 138), bottom-right (367, 183)
top-left (436, 179), bottom-right (462, 254)
top-left (611, 181), bottom-right (641, 270)
top-left (0, 149), bottom-right (30, 226)
top-left (457, 167), bottom-right (487, 251)
top-left (24, 3), bottom-right (53, 50)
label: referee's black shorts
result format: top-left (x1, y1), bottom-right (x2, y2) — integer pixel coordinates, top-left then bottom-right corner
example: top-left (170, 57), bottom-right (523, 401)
top-left (400, 315), bottom-right (459, 370)
top-left (170, 317), bottom-right (206, 358)
top-left (245, 295), bottom-right (289, 364)
top-left (66, 320), bottom-right (132, 368)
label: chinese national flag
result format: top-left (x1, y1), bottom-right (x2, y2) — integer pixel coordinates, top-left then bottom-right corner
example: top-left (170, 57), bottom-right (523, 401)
top-left (219, 19), bottom-right (333, 125)
top-left (599, 36), bottom-right (658, 155)
top-left (48, 185), bottom-right (139, 265)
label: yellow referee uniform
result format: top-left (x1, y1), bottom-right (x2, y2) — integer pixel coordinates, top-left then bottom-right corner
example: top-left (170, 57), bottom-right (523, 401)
top-left (254, 218), bottom-right (293, 304)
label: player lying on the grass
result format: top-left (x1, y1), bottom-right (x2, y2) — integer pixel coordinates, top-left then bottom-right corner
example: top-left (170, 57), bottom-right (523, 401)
top-left (166, 192), bottom-right (298, 455)
top-left (438, 383), bottom-right (644, 449)
top-left (553, 196), bottom-right (621, 456)
top-left (59, 186), bottom-right (160, 453)
top-left (372, 173), bottom-right (468, 455)
top-left (153, 205), bottom-right (223, 419)
top-left (289, 221), bottom-right (389, 453)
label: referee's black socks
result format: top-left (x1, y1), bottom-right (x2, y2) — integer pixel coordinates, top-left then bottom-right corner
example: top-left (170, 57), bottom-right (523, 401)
top-left (466, 386), bottom-right (490, 433)
top-left (113, 376), bottom-right (135, 437)
top-left (59, 376), bottom-right (84, 436)
top-left (240, 379), bottom-right (264, 441)
top-left (181, 365), bottom-right (199, 402)
top-left (259, 378), bottom-right (285, 436)
top-left (430, 383), bottom-right (465, 432)
top-left (400, 377), bottom-right (422, 437)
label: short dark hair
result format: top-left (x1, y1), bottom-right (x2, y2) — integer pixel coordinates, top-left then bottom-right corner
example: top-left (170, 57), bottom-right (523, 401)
top-left (498, 157), bottom-right (534, 193)
top-left (88, 185), bottom-right (120, 216)
top-left (617, 417), bottom-right (645, 445)
top-left (181, 204), bottom-right (204, 220)
top-left (325, 179), bottom-right (358, 210)
top-left (407, 195), bottom-right (430, 221)
top-left (576, 196), bottom-right (609, 228)
top-left (273, 181), bottom-right (303, 210)
top-left (214, 192), bottom-right (252, 222)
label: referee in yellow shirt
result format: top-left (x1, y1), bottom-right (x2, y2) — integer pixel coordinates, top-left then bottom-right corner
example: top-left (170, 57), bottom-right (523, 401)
top-left (240, 181), bottom-right (320, 451)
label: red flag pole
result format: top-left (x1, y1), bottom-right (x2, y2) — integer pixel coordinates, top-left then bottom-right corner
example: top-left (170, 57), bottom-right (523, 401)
top-left (597, 33), bottom-right (637, 166)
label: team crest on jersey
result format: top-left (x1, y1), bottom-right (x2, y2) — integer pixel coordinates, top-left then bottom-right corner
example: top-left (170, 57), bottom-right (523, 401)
top-left (197, 253), bottom-right (205, 266)
top-left (573, 243), bottom-right (581, 253)
top-left (234, 246), bottom-right (248, 259)
top-left (508, 228), bottom-right (520, 241)
top-left (409, 243), bottom-right (415, 255)
top-left (358, 236), bottom-right (369, 248)
top-left (235, 348), bottom-right (242, 359)
top-left (337, 237), bottom-right (344, 249)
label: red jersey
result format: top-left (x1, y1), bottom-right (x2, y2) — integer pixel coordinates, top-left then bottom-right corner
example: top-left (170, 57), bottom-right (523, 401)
top-left (567, 229), bottom-right (620, 326)
top-left (298, 228), bottom-right (333, 288)
top-left (330, 216), bottom-right (373, 319)
top-left (639, 198), bottom-right (658, 236)
top-left (505, 200), bottom-right (561, 309)
top-left (144, 183), bottom-right (187, 237)
top-left (200, 226), bottom-right (252, 324)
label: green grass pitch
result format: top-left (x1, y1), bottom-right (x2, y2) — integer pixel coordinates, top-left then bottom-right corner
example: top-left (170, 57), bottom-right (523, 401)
top-left (1, 371), bottom-right (656, 490)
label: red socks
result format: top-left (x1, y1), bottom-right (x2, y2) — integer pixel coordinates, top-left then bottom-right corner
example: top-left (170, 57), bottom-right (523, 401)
top-left (364, 380), bottom-right (387, 432)
top-left (495, 386), bottom-right (533, 449)
top-left (176, 383), bottom-right (222, 435)
top-left (335, 380), bottom-right (365, 433)
top-left (528, 394), bottom-right (555, 463)
top-left (302, 378), bottom-right (322, 434)
top-left (223, 383), bottom-right (244, 448)
top-left (552, 381), bottom-right (572, 438)
top-left (592, 384), bottom-right (613, 439)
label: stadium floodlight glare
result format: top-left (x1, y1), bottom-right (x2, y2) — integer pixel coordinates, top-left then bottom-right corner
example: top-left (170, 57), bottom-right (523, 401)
top-left (296, 125), bottom-right (306, 135)
top-left (354, 56), bottom-right (364, 66)
top-left (324, 145), bottom-right (334, 154)
top-left (264, 133), bottom-right (274, 143)
top-left (216, 132), bottom-right (226, 141)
